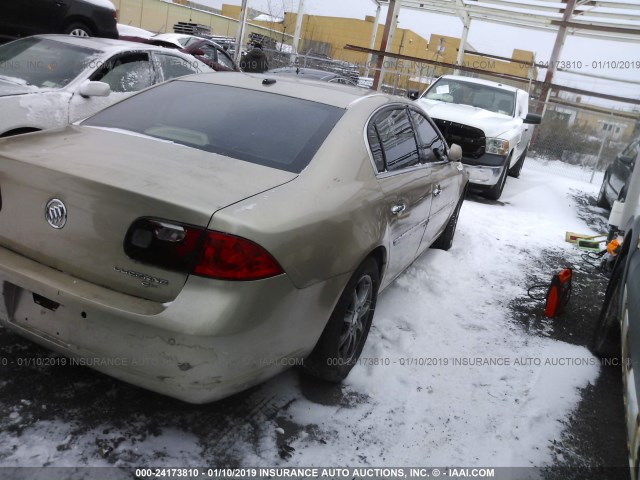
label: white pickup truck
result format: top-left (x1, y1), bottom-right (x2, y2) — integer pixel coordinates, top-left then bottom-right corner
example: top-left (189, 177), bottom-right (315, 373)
top-left (415, 75), bottom-right (541, 200)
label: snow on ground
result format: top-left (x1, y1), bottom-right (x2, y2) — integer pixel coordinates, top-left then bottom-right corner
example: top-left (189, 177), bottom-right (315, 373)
top-left (0, 158), bottom-right (604, 470)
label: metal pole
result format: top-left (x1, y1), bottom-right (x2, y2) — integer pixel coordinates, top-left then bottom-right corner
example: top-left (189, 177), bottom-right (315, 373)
top-left (590, 119), bottom-right (612, 184)
top-left (373, 0), bottom-right (401, 91)
top-left (233, 0), bottom-right (249, 65)
top-left (365, 3), bottom-right (382, 79)
top-left (291, 0), bottom-right (306, 64)
top-left (536, 0), bottom-right (577, 115)
top-left (454, 17), bottom-right (470, 75)
top-left (364, 3), bottom-right (382, 77)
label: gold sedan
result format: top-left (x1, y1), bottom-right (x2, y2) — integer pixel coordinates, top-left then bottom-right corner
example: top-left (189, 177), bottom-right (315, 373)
top-left (0, 73), bottom-right (467, 403)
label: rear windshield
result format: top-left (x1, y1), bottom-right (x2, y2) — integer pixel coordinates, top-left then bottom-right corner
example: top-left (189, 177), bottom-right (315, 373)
top-left (83, 81), bottom-right (344, 173)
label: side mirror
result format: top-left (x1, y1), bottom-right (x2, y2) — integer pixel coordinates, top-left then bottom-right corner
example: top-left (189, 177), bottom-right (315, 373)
top-left (449, 143), bottom-right (463, 162)
top-left (407, 89), bottom-right (420, 101)
top-left (192, 48), bottom-right (205, 56)
top-left (78, 81), bottom-right (111, 98)
top-left (524, 113), bottom-right (542, 125)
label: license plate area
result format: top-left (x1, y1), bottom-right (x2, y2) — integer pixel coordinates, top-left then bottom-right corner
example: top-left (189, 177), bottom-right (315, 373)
top-left (8, 284), bottom-right (71, 346)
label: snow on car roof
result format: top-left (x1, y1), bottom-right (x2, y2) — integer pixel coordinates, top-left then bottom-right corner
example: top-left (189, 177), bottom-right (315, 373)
top-left (440, 74), bottom-right (521, 93)
top-left (30, 34), bottom-right (184, 54)
top-left (181, 72), bottom-right (396, 109)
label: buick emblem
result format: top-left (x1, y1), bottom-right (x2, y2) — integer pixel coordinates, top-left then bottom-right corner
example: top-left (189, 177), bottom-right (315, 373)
top-left (45, 199), bottom-right (67, 229)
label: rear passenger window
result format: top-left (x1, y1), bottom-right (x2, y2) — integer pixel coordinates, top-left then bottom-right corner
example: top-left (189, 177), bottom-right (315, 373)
top-left (368, 108), bottom-right (420, 172)
top-left (410, 110), bottom-right (446, 163)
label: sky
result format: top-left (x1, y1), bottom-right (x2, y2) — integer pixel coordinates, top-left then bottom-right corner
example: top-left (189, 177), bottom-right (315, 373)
top-left (200, 0), bottom-right (640, 110)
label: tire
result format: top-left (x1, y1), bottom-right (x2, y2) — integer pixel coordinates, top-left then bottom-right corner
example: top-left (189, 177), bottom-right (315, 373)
top-left (303, 258), bottom-right (380, 382)
top-left (431, 188), bottom-right (465, 251)
top-left (64, 22), bottom-right (93, 37)
top-left (596, 176), bottom-right (610, 209)
top-left (508, 146), bottom-right (527, 178)
top-left (484, 155), bottom-right (510, 201)
top-left (590, 259), bottom-right (623, 360)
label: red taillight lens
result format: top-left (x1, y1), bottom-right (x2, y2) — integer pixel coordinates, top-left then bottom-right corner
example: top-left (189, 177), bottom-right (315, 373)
top-left (124, 218), bottom-right (283, 281)
top-left (193, 231), bottom-right (283, 281)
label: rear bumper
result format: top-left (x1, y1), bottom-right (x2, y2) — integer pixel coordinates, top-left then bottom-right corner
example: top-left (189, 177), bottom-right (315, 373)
top-left (0, 246), bottom-right (349, 403)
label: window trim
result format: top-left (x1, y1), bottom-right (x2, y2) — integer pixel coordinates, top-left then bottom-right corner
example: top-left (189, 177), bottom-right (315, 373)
top-left (364, 103), bottom-right (450, 178)
top-left (89, 51), bottom-right (157, 89)
top-left (407, 106), bottom-right (450, 166)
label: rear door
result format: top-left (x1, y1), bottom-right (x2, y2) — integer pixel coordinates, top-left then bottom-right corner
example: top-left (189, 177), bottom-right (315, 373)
top-left (409, 108), bottom-right (461, 250)
top-left (367, 106), bottom-right (433, 283)
top-left (153, 52), bottom-right (204, 81)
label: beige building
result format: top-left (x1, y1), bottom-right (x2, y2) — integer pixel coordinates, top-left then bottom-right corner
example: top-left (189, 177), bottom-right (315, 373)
top-left (114, 0), bottom-right (536, 90)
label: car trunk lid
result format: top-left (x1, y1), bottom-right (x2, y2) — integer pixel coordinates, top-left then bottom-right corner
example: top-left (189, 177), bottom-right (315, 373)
top-left (0, 126), bottom-right (296, 303)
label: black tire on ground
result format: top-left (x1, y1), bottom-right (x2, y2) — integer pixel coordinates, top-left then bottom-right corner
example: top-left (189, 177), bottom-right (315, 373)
top-left (484, 155), bottom-right (510, 201)
top-left (303, 258), bottom-right (380, 382)
top-left (590, 259), bottom-right (624, 360)
top-left (508, 146), bottom-right (528, 178)
top-left (431, 187), bottom-right (466, 251)
top-left (596, 176), bottom-right (610, 209)
top-left (64, 22), bottom-right (93, 37)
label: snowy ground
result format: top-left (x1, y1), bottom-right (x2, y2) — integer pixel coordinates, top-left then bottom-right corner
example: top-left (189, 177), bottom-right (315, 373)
top-left (0, 158), bottom-right (620, 474)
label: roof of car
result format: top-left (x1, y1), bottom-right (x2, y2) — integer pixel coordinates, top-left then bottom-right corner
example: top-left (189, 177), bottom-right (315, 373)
top-left (439, 74), bottom-right (521, 93)
top-left (29, 34), bottom-right (187, 54)
top-left (180, 72), bottom-right (395, 109)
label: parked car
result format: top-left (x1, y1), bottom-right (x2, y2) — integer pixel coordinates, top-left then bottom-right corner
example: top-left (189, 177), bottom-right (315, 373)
top-left (120, 32), bottom-right (240, 72)
top-left (591, 214), bottom-right (640, 477)
top-left (0, 35), bottom-right (212, 137)
top-left (414, 75), bottom-right (541, 200)
top-left (0, 73), bottom-right (467, 403)
top-left (0, 0), bottom-right (118, 40)
top-left (597, 137), bottom-right (638, 210)
top-left (268, 67), bottom-right (358, 86)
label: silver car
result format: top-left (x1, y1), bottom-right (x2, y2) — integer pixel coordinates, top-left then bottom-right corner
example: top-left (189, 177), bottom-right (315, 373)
top-left (0, 73), bottom-right (467, 403)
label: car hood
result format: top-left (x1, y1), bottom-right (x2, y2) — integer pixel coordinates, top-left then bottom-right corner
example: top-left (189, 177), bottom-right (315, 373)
top-left (0, 80), bottom-right (52, 97)
top-left (418, 98), bottom-right (515, 138)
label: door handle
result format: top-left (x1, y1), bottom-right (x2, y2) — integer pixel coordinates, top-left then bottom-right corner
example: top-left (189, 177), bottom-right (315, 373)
top-left (391, 203), bottom-right (406, 215)
top-left (433, 185), bottom-right (442, 196)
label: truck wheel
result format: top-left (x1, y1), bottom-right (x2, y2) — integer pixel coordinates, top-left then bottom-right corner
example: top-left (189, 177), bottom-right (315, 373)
top-left (596, 175), bottom-right (610, 209)
top-left (508, 147), bottom-right (527, 178)
top-left (303, 258), bottom-right (379, 382)
top-left (485, 155), bottom-right (510, 201)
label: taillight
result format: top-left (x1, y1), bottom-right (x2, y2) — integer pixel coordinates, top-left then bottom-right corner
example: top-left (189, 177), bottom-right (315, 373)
top-left (193, 231), bottom-right (283, 280)
top-left (124, 218), bottom-right (283, 281)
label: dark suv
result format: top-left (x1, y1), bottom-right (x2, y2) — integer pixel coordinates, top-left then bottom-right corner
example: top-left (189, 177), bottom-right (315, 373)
top-left (0, 0), bottom-right (118, 40)
top-left (597, 137), bottom-right (639, 209)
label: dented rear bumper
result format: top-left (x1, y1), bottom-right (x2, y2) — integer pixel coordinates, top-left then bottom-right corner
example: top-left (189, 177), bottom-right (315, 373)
top-left (0, 246), bottom-right (348, 403)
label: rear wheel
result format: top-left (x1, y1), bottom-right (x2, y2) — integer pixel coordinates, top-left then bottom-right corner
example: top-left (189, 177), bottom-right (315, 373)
top-left (65, 22), bottom-right (93, 37)
top-left (303, 258), bottom-right (380, 382)
top-left (431, 188), bottom-right (466, 251)
top-left (597, 176), bottom-right (610, 209)
top-left (508, 146), bottom-right (528, 178)
top-left (485, 155), bottom-right (510, 201)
